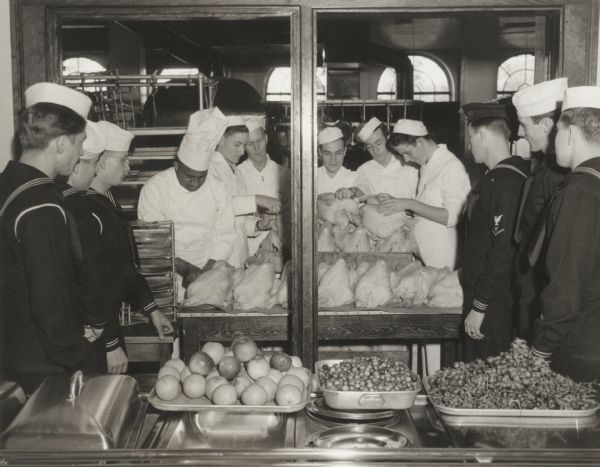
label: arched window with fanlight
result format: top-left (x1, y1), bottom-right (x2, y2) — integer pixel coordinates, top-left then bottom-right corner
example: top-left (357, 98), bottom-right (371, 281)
top-left (497, 53), bottom-right (534, 99)
top-left (266, 66), bottom-right (327, 101)
top-left (377, 54), bottom-right (452, 102)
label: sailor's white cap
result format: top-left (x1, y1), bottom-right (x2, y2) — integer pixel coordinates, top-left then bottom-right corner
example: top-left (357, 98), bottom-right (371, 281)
top-left (245, 116), bottom-right (265, 133)
top-left (356, 117), bottom-right (383, 142)
top-left (81, 120), bottom-right (108, 160)
top-left (392, 119), bottom-right (428, 137)
top-left (318, 126), bottom-right (344, 146)
top-left (225, 115), bottom-right (247, 127)
top-left (25, 82), bottom-right (92, 118)
top-left (512, 78), bottom-right (568, 118)
top-left (562, 86), bottom-right (600, 111)
top-left (177, 107), bottom-right (228, 171)
top-left (96, 121), bottom-right (134, 153)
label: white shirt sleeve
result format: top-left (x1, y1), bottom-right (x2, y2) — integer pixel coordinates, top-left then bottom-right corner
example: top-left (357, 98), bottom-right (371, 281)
top-left (353, 165), bottom-right (375, 196)
top-left (138, 178), bottom-right (166, 222)
top-left (209, 188), bottom-right (238, 262)
top-left (441, 160), bottom-right (471, 227)
top-left (235, 166), bottom-right (249, 196)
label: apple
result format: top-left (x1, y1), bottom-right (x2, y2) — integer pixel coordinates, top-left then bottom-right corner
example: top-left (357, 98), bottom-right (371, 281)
top-left (270, 352), bottom-right (292, 372)
top-left (188, 351), bottom-right (215, 376)
top-left (218, 356), bottom-right (242, 380)
top-left (233, 337), bottom-right (259, 363)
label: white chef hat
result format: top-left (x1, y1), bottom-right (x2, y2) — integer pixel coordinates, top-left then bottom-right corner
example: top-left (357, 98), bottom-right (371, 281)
top-left (356, 117), bottom-right (383, 142)
top-left (392, 119), bottom-right (428, 136)
top-left (177, 107), bottom-right (228, 171)
top-left (562, 86), bottom-right (600, 111)
top-left (25, 82), bottom-right (92, 118)
top-left (245, 116), bottom-right (265, 133)
top-left (318, 126), bottom-right (344, 146)
top-left (512, 78), bottom-right (568, 117)
top-left (81, 120), bottom-right (108, 160)
top-left (96, 121), bottom-right (134, 152)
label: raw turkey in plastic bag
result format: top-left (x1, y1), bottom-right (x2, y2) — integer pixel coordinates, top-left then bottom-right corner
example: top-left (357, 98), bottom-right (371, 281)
top-left (354, 260), bottom-right (392, 308)
top-left (233, 262), bottom-right (276, 310)
top-left (184, 261), bottom-right (235, 308)
top-left (318, 258), bottom-right (354, 307)
top-left (427, 269), bottom-right (463, 308)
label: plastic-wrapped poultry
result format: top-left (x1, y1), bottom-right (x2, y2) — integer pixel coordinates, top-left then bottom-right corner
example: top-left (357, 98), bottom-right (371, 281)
top-left (354, 260), bottom-right (392, 308)
top-left (317, 197), bottom-right (359, 228)
top-left (317, 225), bottom-right (336, 252)
top-left (391, 262), bottom-right (439, 306)
top-left (184, 261), bottom-right (235, 308)
top-left (427, 269), bottom-right (463, 308)
top-left (340, 226), bottom-right (370, 252)
top-left (233, 262), bottom-right (276, 310)
top-left (318, 261), bottom-right (330, 282)
top-left (360, 204), bottom-right (411, 239)
top-left (318, 258), bottom-right (354, 307)
top-left (267, 262), bottom-right (290, 309)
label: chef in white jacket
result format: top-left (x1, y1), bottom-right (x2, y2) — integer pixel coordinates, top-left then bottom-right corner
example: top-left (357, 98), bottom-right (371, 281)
top-left (354, 117), bottom-right (419, 199)
top-left (209, 113), bottom-right (281, 267)
top-left (138, 108), bottom-right (237, 290)
top-left (235, 116), bottom-right (289, 255)
top-left (382, 119), bottom-right (470, 270)
top-left (316, 126), bottom-right (357, 196)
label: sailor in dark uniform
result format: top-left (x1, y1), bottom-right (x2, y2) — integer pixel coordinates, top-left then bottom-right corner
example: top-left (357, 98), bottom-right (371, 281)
top-left (511, 78), bottom-right (570, 342)
top-left (460, 102), bottom-right (530, 361)
top-left (87, 121), bottom-right (173, 374)
top-left (0, 83), bottom-right (99, 384)
top-left (56, 120), bottom-right (118, 372)
top-left (531, 86), bottom-right (600, 383)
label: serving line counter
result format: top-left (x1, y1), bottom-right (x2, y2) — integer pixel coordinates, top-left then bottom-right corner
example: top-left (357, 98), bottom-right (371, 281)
top-left (2, 373), bottom-right (600, 466)
top-left (179, 305), bottom-right (462, 371)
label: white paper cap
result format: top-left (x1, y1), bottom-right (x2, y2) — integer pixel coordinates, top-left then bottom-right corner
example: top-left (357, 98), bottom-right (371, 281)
top-left (96, 121), bottom-right (134, 152)
top-left (392, 119), bottom-right (428, 136)
top-left (512, 78), bottom-right (568, 117)
top-left (226, 115), bottom-right (246, 127)
top-left (25, 82), bottom-right (92, 118)
top-left (81, 120), bottom-right (108, 159)
top-left (562, 86), bottom-right (600, 111)
top-left (318, 126), bottom-right (344, 146)
top-left (357, 117), bottom-right (383, 142)
top-left (177, 107), bottom-right (228, 171)
top-left (245, 116), bottom-right (265, 133)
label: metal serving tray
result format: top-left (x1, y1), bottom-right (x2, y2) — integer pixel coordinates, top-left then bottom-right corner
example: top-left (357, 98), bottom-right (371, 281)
top-left (315, 359), bottom-right (420, 410)
top-left (423, 376), bottom-right (600, 423)
top-left (148, 377), bottom-right (312, 414)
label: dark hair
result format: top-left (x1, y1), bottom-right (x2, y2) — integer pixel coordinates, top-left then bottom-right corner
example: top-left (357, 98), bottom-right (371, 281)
top-left (531, 108), bottom-right (561, 125)
top-left (18, 102), bottom-right (86, 151)
top-left (560, 108), bottom-right (600, 144)
top-left (388, 133), bottom-right (420, 147)
top-left (469, 117), bottom-right (511, 140)
top-left (223, 125), bottom-right (249, 137)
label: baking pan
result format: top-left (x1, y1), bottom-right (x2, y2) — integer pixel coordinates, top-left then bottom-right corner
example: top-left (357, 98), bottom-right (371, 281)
top-left (316, 359), bottom-right (420, 410)
top-left (148, 376), bottom-right (311, 413)
top-left (423, 376), bottom-right (599, 421)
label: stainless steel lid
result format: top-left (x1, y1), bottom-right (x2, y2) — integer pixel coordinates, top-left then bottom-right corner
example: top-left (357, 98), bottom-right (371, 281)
top-left (0, 371), bottom-right (143, 450)
top-left (305, 425), bottom-right (411, 448)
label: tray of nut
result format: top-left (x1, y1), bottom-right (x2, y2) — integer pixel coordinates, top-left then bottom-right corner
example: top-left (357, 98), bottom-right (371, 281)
top-left (316, 357), bottom-right (421, 410)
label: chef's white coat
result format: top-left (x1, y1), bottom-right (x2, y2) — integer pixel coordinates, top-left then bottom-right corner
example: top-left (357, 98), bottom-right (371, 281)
top-left (235, 155), bottom-right (289, 255)
top-left (354, 156), bottom-right (419, 199)
top-left (235, 155), bottom-right (289, 201)
top-left (317, 166), bottom-right (356, 195)
top-left (137, 167), bottom-right (236, 269)
top-left (209, 151), bottom-right (259, 267)
top-left (413, 144), bottom-right (470, 269)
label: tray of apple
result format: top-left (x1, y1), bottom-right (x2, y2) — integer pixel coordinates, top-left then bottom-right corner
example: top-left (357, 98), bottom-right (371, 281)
top-left (148, 336), bottom-right (312, 413)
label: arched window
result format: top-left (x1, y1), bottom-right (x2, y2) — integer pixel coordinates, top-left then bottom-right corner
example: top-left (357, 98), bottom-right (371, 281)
top-left (63, 57), bottom-right (106, 76)
top-left (497, 54), bottom-right (534, 98)
top-left (377, 55), bottom-right (451, 102)
top-left (63, 57), bottom-right (107, 91)
top-left (266, 66), bottom-right (327, 101)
